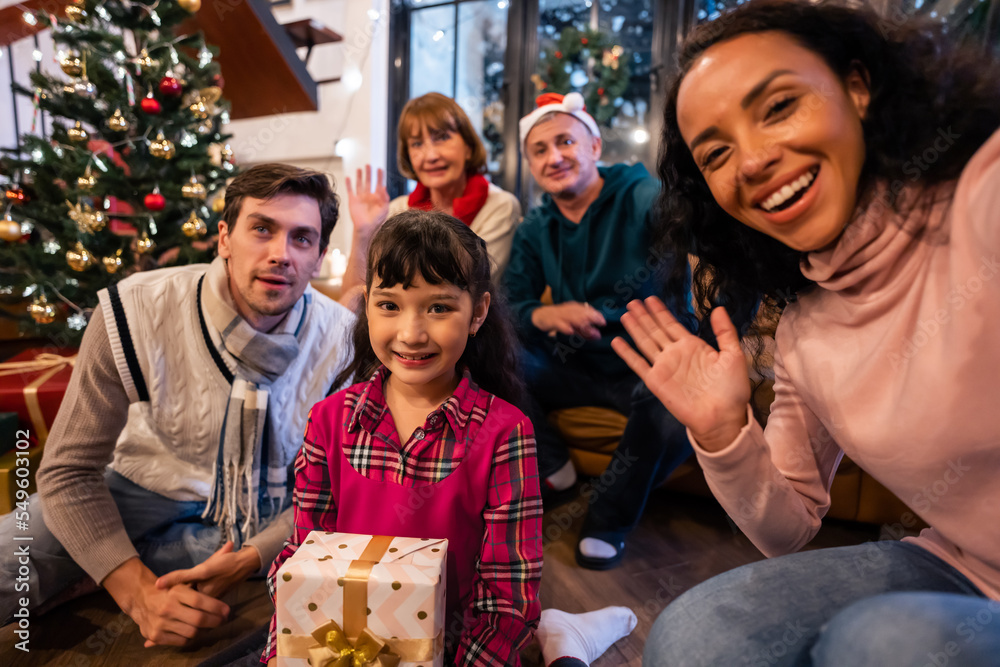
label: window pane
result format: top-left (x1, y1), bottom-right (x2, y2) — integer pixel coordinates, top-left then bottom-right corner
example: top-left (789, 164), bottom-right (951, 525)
top-left (693, 0), bottom-right (741, 24)
top-left (536, 0), bottom-right (656, 170)
top-left (457, 1), bottom-right (509, 178)
top-left (694, 0), bottom-right (996, 51)
top-left (410, 4), bottom-right (456, 100)
top-left (898, 0), bottom-right (996, 46)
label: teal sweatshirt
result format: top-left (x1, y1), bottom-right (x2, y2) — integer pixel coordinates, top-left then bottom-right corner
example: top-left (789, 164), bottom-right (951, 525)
top-left (503, 163), bottom-right (685, 376)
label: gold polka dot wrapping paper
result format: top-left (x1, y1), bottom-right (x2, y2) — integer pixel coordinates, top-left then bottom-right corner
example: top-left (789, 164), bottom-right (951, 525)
top-left (276, 532), bottom-right (447, 666)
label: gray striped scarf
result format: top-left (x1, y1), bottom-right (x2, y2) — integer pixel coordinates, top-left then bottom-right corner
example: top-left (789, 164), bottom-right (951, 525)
top-left (200, 257), bottom-right (306, 547)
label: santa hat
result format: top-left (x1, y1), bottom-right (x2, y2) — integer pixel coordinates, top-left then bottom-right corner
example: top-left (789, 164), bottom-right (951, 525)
top-left (519, 92), bottom-right (600, 149)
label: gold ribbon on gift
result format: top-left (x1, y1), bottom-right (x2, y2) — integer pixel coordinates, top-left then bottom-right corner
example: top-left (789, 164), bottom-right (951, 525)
top-left (0, 353), bottom-right (77, 447)
top-left (277, 535), bottom-right (442, 664)
top-left (310, 620), bottom-right (399, 667)
top-left (276, 620), bottom-right (442, 665)
top-left (344, 535), bottom-right (394, 638)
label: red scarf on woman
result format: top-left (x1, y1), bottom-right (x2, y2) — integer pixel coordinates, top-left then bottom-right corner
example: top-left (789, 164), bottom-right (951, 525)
top-left (407, 173), bottom-right (490, 227)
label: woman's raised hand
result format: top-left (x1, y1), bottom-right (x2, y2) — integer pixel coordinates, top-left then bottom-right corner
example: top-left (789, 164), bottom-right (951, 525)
top-left (612, 297), bottom-right (751, 452)
top-left (344, 165), bottom-right (390, 238)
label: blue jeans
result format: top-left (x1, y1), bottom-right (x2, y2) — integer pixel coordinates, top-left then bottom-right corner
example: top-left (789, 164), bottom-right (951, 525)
top-left (520, 338), bottom-right (692, 542)
top-left (644, 540), bottom-right (1000, 666)
top-left (1, 469), bottom-right (245, 622)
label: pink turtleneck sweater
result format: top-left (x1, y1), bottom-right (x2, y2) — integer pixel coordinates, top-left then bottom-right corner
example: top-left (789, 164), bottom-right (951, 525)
top-left (695, 128), bottom-right (1000, 599)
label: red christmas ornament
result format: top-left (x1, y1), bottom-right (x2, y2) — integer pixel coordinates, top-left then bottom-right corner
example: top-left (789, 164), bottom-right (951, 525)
top-left (555, 51), bottom-right (563, 59)
top-left (144, 192), bottom-right (166, 211)
top-left (581, 37), bottom-right (588, 45)
top-left (140, 93), bottom-right (161, 115)
top-left (212, 73), bottom-right (225, 89)
top-left (159, 76), bottom-right (182, 96)
top-left (598, 87), bottom-right (605, 95)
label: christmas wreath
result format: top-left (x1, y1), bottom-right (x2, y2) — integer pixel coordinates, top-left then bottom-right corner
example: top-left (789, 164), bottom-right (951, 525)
top-left (532, 27), bottom-right (630, 126)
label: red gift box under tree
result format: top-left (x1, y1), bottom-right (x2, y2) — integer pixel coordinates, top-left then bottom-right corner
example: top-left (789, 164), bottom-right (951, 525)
top-left (0, 347), bottom-right (77, 448)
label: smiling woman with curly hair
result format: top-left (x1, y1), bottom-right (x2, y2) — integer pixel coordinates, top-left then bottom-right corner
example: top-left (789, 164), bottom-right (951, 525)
top-left (609, 0), bottom-right (1000, 664)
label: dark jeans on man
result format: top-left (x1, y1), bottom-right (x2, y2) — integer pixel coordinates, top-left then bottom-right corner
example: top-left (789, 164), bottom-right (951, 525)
top-left (519, 337), bottom-right (693, 544)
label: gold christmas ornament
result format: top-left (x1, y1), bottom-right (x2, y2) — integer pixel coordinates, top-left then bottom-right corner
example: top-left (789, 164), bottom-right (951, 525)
top-left (178, 0), bottom-right (202, 12)
top-left (182, 210), bottom-right (208, 238)
top-left (103, 250), bottom-right (123, 274)
top-left (91, 209), bottom-right (106, 232)
top-left (149, 132), bottom-right (176, 159)
top-left (201, 87), bottom-right (223, 107)
top-left (189, 99), bottom-right (209, 120)
top-left (29, 293), bottom-right (57, 325)
top-left (66, 200), bottom-right (107, 234)
top-left (181, 176), bottom-right (207, 200)
top-left (77, 165), bottom-right (97, 191)
top-left (136, 49), bottom-right (156, 73)
top-left (65, 0), bottom-right (87, 23)
top-left (185, 86), bottom-right (222, 120)
top-left (0, 213), bottom-right (21, 241)
top-left (67, 121), bottom-right (89, 143)
top-left (66, 241), bottom-right (94, 271)
top-left (59, 51), bottom-right (83, 77)
top-left (136, 231), bottom-right (156, 254)
top-left (211, 196), bottom-right (225, 213)
top-left (107, 107), bottom-right (130, 132)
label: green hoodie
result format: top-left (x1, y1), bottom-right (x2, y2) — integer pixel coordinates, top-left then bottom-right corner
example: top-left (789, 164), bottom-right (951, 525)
top-left (503, 163), bottom-right (685, 376)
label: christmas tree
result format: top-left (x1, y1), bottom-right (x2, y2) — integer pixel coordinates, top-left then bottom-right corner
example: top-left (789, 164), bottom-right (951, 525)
top-left (0, 0), bottom-right (236, 342)
top-left (533, 26), bottom-right (631, 127)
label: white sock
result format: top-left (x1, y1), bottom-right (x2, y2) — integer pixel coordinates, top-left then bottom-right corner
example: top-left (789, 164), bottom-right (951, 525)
top-left (537, 606), bottom-right (638, 665)
top-left (578, 537), bottom-right (618, 559)
top-left (545, 459), bottom-right (577, 491)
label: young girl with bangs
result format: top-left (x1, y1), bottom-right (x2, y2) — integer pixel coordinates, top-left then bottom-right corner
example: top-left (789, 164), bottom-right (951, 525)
top-left (613, 0), bottom-right (1000, 664)
top-left (264, 210), bottom-right (636, 666)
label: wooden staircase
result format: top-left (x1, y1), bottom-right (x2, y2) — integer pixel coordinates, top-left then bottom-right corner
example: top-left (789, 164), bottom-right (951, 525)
top-left (0, 0), bottom-right (342, 119)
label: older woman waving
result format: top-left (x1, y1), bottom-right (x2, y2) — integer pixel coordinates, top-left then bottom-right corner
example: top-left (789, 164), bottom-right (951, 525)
top-left (346, 93), bottom-right (520, 284)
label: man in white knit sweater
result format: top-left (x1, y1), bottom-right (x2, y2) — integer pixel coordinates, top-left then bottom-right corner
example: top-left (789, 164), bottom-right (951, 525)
top-left (0, 164), bottom-right (372, 647)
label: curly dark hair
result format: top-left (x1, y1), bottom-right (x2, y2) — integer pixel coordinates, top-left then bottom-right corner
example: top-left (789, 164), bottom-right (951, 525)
top-left (334, 209), bottom-right (525, 406)
top-left (657, 0), bottom-right (1000, 345)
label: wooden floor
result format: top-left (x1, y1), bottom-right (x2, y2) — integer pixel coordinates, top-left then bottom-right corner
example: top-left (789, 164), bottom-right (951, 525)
top-left (1, 487), bottom-right (878, 666)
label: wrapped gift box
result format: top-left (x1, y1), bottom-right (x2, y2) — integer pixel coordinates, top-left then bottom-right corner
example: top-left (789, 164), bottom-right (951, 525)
top-left (0, 348), bottom-right (77, 448)
top-left (276, 532), bottom-right (447, 667)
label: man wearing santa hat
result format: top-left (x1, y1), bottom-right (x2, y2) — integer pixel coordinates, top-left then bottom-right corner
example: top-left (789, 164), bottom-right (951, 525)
top-left (504, 92), bottom-right (693, 570)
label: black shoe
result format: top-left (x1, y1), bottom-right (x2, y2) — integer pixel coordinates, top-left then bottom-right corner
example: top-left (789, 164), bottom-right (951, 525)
top-left (575, 537), bottom-right (626, 570)
top-left (541, 483), bottom-right (578, 510)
